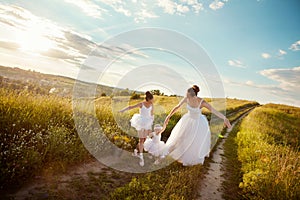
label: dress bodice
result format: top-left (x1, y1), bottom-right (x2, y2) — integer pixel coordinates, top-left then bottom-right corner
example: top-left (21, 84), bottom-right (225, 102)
top-left (187, 104), bottom-right (202, 118)
top-left (140, 103), bottom-right (152, 117)
top-left (152, 133), bottom-right (161, 143)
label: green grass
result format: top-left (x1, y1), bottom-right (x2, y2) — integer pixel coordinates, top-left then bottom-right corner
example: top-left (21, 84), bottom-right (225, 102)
top-left (236, 104), bottom-right (300, 199)
top-left (222, 120), bottom-right (244, 200)
top-left (110, 162), bottom-right (203, 200)
top-left (0, 88), bottom-right (89, 189)
top-left (0, 86), bottom-right (259, 199)
top-left (108, 99), bottom-right (258, 200)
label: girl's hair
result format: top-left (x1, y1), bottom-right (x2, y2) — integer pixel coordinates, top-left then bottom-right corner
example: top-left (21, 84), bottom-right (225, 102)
top-left (187, 85), bottom-right (200, 97)
top-left (145, 91), bottom-right (153, 101)
top-left (154, 124), bottom-right (162, 130)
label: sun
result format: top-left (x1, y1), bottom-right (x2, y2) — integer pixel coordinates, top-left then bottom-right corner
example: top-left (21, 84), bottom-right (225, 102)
top-left (16, 29), bottom-right (54, 53)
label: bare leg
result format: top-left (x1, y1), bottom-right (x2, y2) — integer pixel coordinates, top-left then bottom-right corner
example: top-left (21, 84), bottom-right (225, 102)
top-left (137, 129), bottom-right (150, 153)
top-left (139, 138), bottom-right (146, 153)
top-left (135, 130), bottom-right (142, 152)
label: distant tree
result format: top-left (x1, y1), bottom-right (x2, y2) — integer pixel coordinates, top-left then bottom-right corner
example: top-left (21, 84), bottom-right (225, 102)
top-left (119, 88), bottom-right (130, 96)
top-left (101, 92), bottom-right (107, 97)
top-left (150, 89), bottom-right (161, 96)
top-left (120, 90), bottom-right (130, 96)
top-left (130, 91), bottom-right (140, 99)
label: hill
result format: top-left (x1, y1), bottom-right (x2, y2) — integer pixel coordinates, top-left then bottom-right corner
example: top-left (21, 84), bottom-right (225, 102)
top-left (0, 65), bottom-right (138, 98)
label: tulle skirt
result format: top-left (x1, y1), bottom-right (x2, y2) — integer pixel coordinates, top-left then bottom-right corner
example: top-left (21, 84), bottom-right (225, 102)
top-left (144, 138), bottom-right (169, 157)
top-left (166, 113), bottom-right (211, 166)
top-left (130, 113), bottom-right (153, 131)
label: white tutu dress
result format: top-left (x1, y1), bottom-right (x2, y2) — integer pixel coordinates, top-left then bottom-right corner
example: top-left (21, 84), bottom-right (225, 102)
top-left (130, 103), bottom-right (153, 131)
top-left (166, 100), bottom-right (210, 166)
top-left (144, 133), bottom-right (169, 157)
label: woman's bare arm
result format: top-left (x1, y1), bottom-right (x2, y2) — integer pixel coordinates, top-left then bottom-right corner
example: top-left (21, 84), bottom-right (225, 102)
top-left (119, 102), bottom-right (142, 113)
top-left (201, 100), bottom-right (232, 128)
top-left (164, 97), bottom-right (187, 124)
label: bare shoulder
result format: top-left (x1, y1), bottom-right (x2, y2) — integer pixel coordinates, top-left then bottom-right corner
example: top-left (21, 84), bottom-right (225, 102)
top-left (200, 98), bottom-right (209, 108)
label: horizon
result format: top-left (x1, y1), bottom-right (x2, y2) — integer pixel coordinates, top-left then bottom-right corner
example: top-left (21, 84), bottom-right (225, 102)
top-left (2, 64), bottom-right (298, 108)
top-left (0, 0), bottom-right (299, 107)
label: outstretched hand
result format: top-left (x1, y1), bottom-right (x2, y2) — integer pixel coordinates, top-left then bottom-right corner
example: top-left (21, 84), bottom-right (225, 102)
top-left (119, 109), bottom-right (125, 113)
top-left (224, 118), bottom-right (232, 129)
top-left (158, 124), bottom-right (167, 135)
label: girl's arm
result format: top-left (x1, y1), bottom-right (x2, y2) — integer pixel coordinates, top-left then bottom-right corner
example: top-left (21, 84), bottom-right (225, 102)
top-left (164, 97), bottom-right (187, 125)
top-left (201, 100), bottom-right (232, 128)
top-left (119, 102), bottom-right (142, 113)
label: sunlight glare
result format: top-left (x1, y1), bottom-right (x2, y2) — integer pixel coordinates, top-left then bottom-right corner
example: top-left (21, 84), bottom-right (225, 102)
top-left (17, 28), bottom-right (54, 53)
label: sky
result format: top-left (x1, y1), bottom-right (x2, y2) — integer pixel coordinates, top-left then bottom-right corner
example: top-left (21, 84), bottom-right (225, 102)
top-left (0, 0), bottom-right (299, 107)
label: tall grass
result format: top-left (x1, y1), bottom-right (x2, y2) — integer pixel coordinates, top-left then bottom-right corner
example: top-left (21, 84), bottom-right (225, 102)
top-left (0, 88), bottom-right (88, 189)
top-left (236, 104), bottom-right (300, 199)
top-left (0, 85), bottom-right (259, 199)
top-left (111, 162), bottom-right (203, 200)
top-left (109, 98), bottom-right (258, 199)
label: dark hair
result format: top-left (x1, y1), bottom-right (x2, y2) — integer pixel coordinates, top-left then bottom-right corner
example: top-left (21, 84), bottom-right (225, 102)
top-left (187, 85), bottom-right (200, 97)
top-left (145, 91), bottom-right (153, 101)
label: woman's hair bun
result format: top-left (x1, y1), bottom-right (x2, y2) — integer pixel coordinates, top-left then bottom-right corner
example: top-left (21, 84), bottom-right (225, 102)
top-left (192, 85), bottom-right (200, 93)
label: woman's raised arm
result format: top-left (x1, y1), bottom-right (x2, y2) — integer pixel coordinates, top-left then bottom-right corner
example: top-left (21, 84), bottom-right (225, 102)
top-left (119, 102), bottom-right (142, 113)
top-left (164, 97), bottom-right (187, 124)
top-left (201, 100), bottom-right (232, 128)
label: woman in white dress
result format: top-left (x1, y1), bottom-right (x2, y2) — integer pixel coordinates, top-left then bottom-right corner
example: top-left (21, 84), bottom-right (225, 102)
top-left (162, 85), bottom-right (232, 166)
top-left (119, 91), bottom-right (154, 166)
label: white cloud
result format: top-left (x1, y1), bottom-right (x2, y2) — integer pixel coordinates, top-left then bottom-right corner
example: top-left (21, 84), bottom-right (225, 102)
top-left (115, 6), bottom-right (132, 16)
top-left (177, 4), bottom-right (190, 13)
top-left (232, 73), bottom-right (300, 105)
top-left (209, 0), bottom-right (225, 11)
top-left (0, 5), bottom-right (131, 66)
top-left (64, 0), bottom-right (107, 19)
top-left (261, 53), bottom-right (271, 59)
top-left (158, 0), bottom-right (177, 14)
top-left (180, 0), bottom-right (204, 13)
top-left (96, 0), bottom-right (132, 18)
top-left (245, 80), bottom-right (254, 86)
top-left (278, 49), bottom-right (287, 56)
top-left (228, 59), bottom-right (246, 68)
top-left (134, 9), bottom-right (159, 23)
top-left (260, 66), bottom-right (300, 92)
top-left (289, 40), bottom-right (300, 51)
top-left (158, 0), bottom-right (203, 15)
top-left (65, 0), bottom-right (204, 23)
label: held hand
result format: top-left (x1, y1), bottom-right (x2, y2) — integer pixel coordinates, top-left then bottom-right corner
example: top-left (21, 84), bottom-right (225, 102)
top-left (224, 118), bottom-right (232, 129)
top-left (119, 109), bottom-right (125, 113)
top-left (158, 124), bottom-right (167, 135)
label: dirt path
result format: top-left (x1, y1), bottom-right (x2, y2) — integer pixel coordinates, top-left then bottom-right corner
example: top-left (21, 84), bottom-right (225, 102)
top-left (197, 110), bottom-right (252, 200)
top-left (9, 159), bottom-right (134, 200)
top-left (7, 109), bottom-right (254, 200)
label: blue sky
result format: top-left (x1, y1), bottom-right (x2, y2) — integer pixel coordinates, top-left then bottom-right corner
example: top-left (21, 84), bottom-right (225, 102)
top-left (0, 0), bottom-right (299, 106)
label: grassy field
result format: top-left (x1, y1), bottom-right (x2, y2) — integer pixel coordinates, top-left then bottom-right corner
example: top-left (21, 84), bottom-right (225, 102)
top-left (234, 104), bottom-right (300, 199)
top-left (0, 86), bottom-right (259, 199)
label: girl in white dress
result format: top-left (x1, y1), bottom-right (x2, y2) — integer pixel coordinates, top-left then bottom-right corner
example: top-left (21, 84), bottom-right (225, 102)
top-left (162, 85), bottom-right (231, 166)
top-left (119, 91), bottom-right (154, 166)
top-left (144, 124), bottom-right (169, 165)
